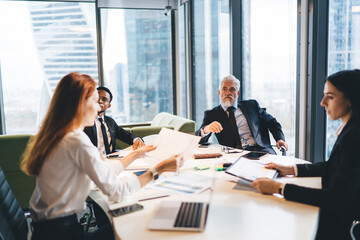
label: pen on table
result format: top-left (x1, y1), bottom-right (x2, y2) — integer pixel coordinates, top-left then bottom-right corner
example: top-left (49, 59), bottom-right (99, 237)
top-left (216, 163), bottom-right (232, 171)
top-left (138, 195), bottom-right (170, 202)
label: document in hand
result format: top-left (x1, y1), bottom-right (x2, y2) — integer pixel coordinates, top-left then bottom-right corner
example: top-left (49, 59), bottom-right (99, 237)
top-left (225, 157), bottom-right (279, 182)
top-left (146, 128), bottom-right (201, 161)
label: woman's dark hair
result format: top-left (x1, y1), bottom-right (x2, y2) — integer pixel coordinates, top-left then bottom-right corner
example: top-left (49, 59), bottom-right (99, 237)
top-left (327, 69), bottom-right (360, 121)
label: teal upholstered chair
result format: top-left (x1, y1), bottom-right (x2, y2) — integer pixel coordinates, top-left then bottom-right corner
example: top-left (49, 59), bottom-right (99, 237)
top-left (0, 134), bottom-right (35, 209)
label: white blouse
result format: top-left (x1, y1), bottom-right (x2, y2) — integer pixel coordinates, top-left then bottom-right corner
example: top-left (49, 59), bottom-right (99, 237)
top-left (30, 129), bottom-right (140, 221)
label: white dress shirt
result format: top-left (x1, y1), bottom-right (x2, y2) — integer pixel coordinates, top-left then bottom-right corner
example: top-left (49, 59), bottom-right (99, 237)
top-left (30, 129), bottom-right (140, 221)
top-left (95, 116), bottom-right (112, 153)
top-left (201, 104), bottom-right (256, 148)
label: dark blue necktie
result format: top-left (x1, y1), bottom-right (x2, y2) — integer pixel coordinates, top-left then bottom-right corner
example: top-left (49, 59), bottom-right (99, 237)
top-left (226, 106), bottom-right (242, 149)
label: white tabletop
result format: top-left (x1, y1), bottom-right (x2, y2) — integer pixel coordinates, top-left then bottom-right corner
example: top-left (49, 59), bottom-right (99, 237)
top-left (91, 145), bottom-right (321, 240)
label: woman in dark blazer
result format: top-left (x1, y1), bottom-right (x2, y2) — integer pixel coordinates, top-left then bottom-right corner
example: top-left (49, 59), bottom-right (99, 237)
top-left (251, 69), bottom-right (360, 239)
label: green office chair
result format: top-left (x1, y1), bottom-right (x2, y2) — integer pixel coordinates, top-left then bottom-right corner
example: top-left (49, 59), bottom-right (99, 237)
top-left (0, 167), bottom-right (30, 240)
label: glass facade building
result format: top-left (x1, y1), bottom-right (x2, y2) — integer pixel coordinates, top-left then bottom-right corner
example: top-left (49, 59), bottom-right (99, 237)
top-left (326, 0), bottom-right (360, 158)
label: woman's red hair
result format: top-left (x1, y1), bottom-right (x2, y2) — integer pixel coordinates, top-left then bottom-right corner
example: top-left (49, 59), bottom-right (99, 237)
top-left (21, 72), bottom-right (96, 176)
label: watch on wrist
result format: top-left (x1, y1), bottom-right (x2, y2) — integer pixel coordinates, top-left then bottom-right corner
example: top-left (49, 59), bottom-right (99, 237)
top-left (149, 168), bottom-right (159, 181)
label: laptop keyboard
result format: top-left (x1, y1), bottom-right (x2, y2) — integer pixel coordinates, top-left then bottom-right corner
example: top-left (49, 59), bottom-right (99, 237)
top-left (174, 202), bottom-right (203, 228)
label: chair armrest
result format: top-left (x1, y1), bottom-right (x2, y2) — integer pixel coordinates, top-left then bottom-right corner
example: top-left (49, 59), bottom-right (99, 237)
top-left (118, 122), bottom-right (151, 128)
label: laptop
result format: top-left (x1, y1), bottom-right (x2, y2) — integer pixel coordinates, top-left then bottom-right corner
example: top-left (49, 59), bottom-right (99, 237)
top-left (148, 175), bottom-right (214, 232)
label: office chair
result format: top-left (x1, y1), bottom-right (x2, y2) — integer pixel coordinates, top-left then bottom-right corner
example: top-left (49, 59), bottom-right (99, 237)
top-left (0, 167), bottom-right (30, 240)
top-left (351, 220), bottom-right (360, 240)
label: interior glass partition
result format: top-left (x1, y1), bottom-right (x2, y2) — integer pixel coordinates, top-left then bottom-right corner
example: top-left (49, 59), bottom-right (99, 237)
top-left (100, 8), bottom-right (173, 124)
top-left (326, 0), bottom-right (360, 158)
top-left (0, 1), bottom-right (97, 134)
top-left (242, 0), bottom-right (297, 156)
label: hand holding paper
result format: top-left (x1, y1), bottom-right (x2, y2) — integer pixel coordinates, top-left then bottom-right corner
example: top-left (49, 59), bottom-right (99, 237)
top-left (146, 128), bottom-right (201, 163)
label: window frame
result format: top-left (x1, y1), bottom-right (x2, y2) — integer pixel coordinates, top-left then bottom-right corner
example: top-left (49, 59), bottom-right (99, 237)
top-left (0, 0), bottom-right (336, 163)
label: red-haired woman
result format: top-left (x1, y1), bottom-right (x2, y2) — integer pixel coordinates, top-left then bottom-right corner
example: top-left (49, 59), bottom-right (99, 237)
top-left (21, 72), bottom-right (178, 240)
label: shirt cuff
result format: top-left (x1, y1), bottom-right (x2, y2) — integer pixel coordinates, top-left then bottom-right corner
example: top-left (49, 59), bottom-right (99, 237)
top-left (200, 128), bottom-right (211, 138)
top-left (293, 165), bottom-right (298, 177)
top-left (104, 159), bottom-right (124, 175)
top-left (127, 175), bottom-right (141, 193)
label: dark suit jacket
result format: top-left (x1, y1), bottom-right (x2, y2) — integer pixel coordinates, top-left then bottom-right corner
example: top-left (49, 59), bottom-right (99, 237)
top-left (284, 118), bottom-right (360, 239)
top-left (195, 100), bottom-right (285, 154)
top-left (84, 115), bottom-right (137, 152)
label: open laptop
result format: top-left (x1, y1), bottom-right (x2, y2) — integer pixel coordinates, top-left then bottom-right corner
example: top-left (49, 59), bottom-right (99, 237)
top-left (148, 172), bottom-right (214, 232)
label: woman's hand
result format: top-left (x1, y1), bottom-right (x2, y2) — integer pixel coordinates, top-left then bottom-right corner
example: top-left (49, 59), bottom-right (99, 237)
top-left (133, 145), bottom-right (156, 157)
top-left (155, 154), bottom-right (182, 174)
top-left (250, 178), bottom-right (283, 194)
top-left (265, 163), bottom-right (295, 176)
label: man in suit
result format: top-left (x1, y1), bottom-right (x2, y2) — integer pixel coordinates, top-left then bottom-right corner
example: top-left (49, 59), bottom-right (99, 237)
top-left (195, 75), bottom-right (288, 154)
top-left (84, 87), bottom-right (144, 154)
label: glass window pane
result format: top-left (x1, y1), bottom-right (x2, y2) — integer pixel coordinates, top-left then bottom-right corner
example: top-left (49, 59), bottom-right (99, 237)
top-left (192, 0), bottom-right (230, 128)
top-left (0, 1), bottom-right (98, 134)
top-left (242, 0), bottom-right (297, 156)
top-left (101, 9), bottom-right (173, 123)
top-left (326, 0), bottom-right (360, 158)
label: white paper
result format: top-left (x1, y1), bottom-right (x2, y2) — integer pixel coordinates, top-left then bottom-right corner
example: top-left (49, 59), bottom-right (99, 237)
top-left (146, 128), bottom-right (201, 161)
top-left (226, 158), bottom-right (278, 182)
top-left (152, 172), bottom-right (213, 194)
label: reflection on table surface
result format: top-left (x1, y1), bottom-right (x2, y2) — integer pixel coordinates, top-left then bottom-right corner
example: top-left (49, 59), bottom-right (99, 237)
top-left (90, 144), bottom-right (320, 240)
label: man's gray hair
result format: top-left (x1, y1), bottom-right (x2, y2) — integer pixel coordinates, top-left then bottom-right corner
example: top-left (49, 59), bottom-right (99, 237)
top-left (219, 75), bottom-right (240, 90)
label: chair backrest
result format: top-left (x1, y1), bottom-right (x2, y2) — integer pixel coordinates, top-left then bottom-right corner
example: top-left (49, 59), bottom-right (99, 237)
top-left (0, 167), bottom-right (28, 240)
top-left (0, 134), bottom-right (36, 209)
top-left (151, 112), bottom-right (195, 133)
top-left (351, 220), bottom-right (360, 240)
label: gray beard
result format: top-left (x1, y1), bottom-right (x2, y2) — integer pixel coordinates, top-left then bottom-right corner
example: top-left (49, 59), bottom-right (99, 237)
top-left (221, 100), bottom-right (234, 108)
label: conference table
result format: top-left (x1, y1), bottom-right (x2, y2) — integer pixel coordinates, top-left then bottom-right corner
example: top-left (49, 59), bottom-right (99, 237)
top-left (89, 144), bottom-right (321, 240)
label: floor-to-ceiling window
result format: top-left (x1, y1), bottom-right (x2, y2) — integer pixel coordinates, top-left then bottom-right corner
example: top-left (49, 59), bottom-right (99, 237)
top-left (242, 0), bottom-right (297, 156)
top-left (192, 0), bottom-right (230, 132)
top-left (0, 1), bottom-right (97, 134)
top-left (100, 8), bottom-right (173, 124)
top-left (326, 0), bottom-right (360, 158)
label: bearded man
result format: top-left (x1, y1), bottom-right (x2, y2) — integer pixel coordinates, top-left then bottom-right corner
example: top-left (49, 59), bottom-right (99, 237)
top-left (195, 75), bottom-right (288, 154)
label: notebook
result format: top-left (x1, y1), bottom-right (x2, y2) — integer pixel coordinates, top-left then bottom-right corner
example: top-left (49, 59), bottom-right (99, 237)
top-left (148, 172), bottom-right (214, 231)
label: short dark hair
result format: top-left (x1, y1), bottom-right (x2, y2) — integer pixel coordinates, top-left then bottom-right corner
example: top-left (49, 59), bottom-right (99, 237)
top-left (327, 69), bottom-right (360, 121)
top-left (97, 86), bottom-right (113, 102)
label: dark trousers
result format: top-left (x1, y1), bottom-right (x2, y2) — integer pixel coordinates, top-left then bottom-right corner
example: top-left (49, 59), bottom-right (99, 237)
top-left (32, 214), bottom-right (83, 240)
top-left (32, 213), bottom-right (114, 240)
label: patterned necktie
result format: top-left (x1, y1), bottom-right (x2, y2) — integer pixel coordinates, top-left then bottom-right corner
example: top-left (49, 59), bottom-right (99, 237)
top-left (226, 106), bottom-right (242, 149)
top-left (98, 118), bottom-right (111, 154)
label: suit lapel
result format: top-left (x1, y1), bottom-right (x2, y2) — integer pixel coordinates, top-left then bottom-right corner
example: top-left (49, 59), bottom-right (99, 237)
top-left (91, 124), bottom-right (97, 145)
top-left (327, 120), bottom-right (353, 162)
top-left (104, 116), bottom-right (115, 150)
top-left (238, 102), bottom-right (259, 139)
top-left (216, 105), bottom-right (234, 138)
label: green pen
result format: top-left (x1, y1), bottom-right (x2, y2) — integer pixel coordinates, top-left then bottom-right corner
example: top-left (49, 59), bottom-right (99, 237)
top-left (216, 163), bottom-right (232, 171)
